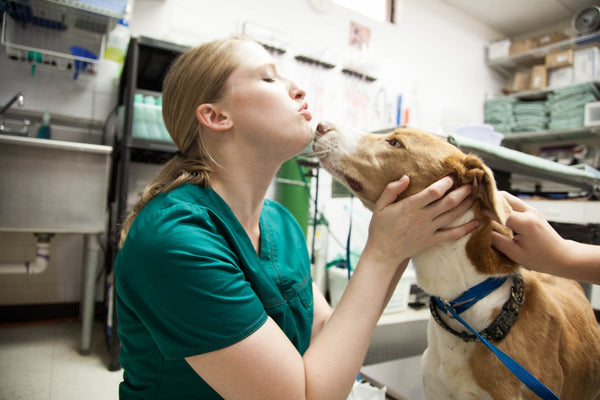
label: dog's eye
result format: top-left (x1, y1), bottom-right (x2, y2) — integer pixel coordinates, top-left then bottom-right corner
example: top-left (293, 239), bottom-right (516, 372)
top-left (387, 138), bottom-right (405, 148)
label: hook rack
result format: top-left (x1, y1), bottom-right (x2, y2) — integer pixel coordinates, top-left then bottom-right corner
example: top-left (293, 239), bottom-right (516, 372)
top-left (341, 68), bottom-right (377, 82)
top-left (294, 54), bottom-right (336, 69)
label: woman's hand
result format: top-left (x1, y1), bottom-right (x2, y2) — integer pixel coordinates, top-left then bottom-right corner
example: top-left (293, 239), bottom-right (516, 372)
top-left (490, 192), bottom-right (573, 276)
top-left (364, 175), bottom-right (479, 269)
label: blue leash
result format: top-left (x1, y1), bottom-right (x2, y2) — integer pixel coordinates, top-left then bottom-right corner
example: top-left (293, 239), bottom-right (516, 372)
top-left (345, 194), bottom-right (354, 280)
top-left (433, 278), bottom-right (560, 400)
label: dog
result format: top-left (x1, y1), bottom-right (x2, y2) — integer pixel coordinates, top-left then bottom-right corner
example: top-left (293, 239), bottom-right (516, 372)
top-left (312, 122), bottom-right (600, 399)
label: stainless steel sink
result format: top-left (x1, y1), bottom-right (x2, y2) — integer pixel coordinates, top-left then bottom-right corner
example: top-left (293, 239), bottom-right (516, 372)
top-left (0, 135), bottom-right (112, 233)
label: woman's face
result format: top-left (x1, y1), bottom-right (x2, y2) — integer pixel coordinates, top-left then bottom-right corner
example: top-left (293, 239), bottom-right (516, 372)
top-left (218, 41), bottom-right (314, 161)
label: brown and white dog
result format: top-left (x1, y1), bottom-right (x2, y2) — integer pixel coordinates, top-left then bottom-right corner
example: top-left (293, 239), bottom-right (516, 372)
top-left (312, 122), bottom-right (600, 399)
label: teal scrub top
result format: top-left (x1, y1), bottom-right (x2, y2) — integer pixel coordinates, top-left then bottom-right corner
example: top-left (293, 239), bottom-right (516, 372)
top-left (115, 184), bottom-right (314, 399)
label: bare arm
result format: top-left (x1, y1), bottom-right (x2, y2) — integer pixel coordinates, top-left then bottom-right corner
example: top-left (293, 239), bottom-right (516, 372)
top-left (185, 176), bottom-right (478, 400)
top-left (490, 191), bottom-right (600, 284)
top-left (310, 282), bottom-right (332, 341)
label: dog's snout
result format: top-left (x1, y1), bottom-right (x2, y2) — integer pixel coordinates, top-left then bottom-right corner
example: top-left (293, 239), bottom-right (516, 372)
top-left (315, 121), bottom-right (334, 136)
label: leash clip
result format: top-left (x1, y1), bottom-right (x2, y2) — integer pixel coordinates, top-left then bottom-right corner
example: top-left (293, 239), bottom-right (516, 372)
top-left (441, 299), bottom-right (455, 318)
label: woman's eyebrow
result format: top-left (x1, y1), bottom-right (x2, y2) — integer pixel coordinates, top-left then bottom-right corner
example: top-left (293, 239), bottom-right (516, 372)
top-left (258, 63), bottom-right (277, 73)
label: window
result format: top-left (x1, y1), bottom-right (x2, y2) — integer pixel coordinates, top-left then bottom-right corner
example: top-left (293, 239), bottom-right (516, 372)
top-left (332, 0), bottom-right (392, 23)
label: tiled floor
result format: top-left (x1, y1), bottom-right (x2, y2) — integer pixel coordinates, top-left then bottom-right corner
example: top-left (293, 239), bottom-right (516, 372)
top-left (0, 320), bottom-right (122, 400)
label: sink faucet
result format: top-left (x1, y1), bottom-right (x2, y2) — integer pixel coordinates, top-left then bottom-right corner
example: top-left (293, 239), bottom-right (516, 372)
top-left (0, 93), bottom-right (30, 136)
top-left (0, 92), bottom-right (24, 116)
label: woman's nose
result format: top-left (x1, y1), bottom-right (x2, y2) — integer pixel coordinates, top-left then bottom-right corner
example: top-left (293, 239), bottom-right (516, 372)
top-left (290, 84), bottom-right (305, 100)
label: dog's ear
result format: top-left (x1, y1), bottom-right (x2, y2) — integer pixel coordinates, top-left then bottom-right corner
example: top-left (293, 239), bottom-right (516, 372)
top-left (445, 154), bottom-right (518, 274)
top-left (462, 155), bottom-right (505, 221)
top-left (446, 154), bottom-right (508, 223)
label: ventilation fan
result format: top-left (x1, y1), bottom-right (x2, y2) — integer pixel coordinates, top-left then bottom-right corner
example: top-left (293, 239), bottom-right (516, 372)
top-left (573, 6), bottom-right (600, 35)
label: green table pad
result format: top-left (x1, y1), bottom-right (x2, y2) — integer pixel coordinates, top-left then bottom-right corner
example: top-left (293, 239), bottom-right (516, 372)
top-left (447, 134), bottom-right (600, 191)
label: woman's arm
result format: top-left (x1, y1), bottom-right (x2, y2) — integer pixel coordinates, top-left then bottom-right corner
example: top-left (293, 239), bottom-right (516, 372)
top-left (490, 191), bottom-right (600, 284)
top-left (186, 176), bottom-right (478, 400)
top-left (311, 282), bottom-right (332, 341)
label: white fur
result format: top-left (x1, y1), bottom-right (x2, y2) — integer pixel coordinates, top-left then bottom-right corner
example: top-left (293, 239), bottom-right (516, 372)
top-left (415, 209), bottom-right (513, 399)
top-left (420, 277), bottom-right (513, 398)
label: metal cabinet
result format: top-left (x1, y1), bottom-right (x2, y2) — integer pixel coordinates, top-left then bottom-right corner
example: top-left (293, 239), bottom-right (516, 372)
top-left (105, 36), bottom-right (187, 370)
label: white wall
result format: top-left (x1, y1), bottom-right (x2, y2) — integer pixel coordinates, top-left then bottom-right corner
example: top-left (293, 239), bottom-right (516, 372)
top-left (0, 0), bottom-right (504, 305)
top-left (127, 0), bottom-right (505, 132)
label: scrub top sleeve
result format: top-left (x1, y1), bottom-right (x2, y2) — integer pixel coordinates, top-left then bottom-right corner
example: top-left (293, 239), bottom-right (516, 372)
top-left (120, 204), bottom-right (268, 360)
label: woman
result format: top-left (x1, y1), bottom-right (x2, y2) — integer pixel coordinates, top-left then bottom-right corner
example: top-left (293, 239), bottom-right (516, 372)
top-left (115, 35), bottom-right (478, 399)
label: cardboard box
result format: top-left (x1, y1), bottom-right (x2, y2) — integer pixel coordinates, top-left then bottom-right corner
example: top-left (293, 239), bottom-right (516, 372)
top-left (585, 101), bottom-right (600, 127)
top-left (536, 31), bottom-right (569, 47)
top-left (574, 47), bottom-right (600, 83)
top-left (545, 49), bottom-right (574, 69)
top-left (511, 72), bottom-right (531, 92)
top-left (510, 39), bottom-right (537, 56)
top-left (488, 39), bottom-right (511, 60)
top-left (548, 66), bottom-right (574, 87)
top-left (529, 65), bottom-right (547, 90)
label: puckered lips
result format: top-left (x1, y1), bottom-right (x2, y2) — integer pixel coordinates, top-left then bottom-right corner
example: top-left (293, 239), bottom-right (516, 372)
top-left (299, 102), bottom-right (312, 121)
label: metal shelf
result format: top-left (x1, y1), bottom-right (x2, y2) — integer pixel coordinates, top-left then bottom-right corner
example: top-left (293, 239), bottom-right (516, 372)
top-left (105, 37), bottom-right (187, 370)
top-left (487, 32), bottom-right (600, 77)
top-left (1, 0), bottom-right (127, 75)
top-left (127, 137), bottom-right (177, 157)
top-left (502, 126), bottom-right (600, 145)
top-left (500, 81), bottom-right (600, 101)
top-left (3, 0), bottom-right (126, 32)
top-left (2, 12), bottom-right (103, 64)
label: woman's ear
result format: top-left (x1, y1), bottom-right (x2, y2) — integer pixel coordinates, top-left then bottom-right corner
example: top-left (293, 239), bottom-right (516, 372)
top-left (196, 103), bottom-right (233, 131)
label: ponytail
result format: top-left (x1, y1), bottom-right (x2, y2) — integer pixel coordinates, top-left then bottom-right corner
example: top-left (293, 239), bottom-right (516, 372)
top-left (119, 154), bottom-right (211, 247)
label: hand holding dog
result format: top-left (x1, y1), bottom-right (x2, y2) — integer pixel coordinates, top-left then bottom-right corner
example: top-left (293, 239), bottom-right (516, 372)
top-left (491, 191), bottom-right (600, 284)
top-left (364, 175), bottom-right (479, 270)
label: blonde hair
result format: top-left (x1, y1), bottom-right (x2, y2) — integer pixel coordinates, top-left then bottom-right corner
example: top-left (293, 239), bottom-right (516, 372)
top-left (119, 36), bottom-right (251, 247)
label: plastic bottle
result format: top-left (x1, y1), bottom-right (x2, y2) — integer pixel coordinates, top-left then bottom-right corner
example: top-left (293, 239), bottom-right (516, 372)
top-left (132, 94), bottom-right (148, 139)
top-left (155, 96), bottom-right (171, 142)
top-left (104, 19), bottom-right (130, 63)
top-left (143, 95), bottom-right (161, 140)
top-left (37, 110), bottom-right (52, 139)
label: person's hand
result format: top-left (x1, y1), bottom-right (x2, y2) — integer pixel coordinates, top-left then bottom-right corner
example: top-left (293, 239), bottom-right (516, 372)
top-left (364, 175), bottom-right (479, 269)
top-left (490, 191), bottom-right (572, 275)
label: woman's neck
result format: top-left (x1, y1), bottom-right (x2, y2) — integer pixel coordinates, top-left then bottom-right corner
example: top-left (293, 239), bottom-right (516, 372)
top-left (210, 162), bottom-right (276, 252)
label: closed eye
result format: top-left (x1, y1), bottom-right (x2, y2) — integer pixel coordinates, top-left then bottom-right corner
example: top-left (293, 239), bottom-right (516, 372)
top-left (386, 138), bottom-right (405, 148)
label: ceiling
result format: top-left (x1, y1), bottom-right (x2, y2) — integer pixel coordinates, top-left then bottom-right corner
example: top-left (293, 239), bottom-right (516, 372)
top-left (441, 0), bottom-right (598, 37)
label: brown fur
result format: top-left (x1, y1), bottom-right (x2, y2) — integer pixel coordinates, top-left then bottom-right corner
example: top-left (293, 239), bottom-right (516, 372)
top-left (445, 154), bottom-right (517, 275)
top-left (472, 270), bottom-right (600, 399)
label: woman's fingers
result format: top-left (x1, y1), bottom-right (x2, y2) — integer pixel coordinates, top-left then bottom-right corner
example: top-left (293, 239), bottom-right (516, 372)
top-left (412, 176), bottom-right (455, 207)
top-left (433, 192), bottom-right (475, 228)
top-left (490, 230), bottom-right (517, 255)
top-left (434, 219), bottom-right (481, 243)
top-left (373, 175), bottom-right (410, 211)
top-left (500, 191), bottom-right (528, 212)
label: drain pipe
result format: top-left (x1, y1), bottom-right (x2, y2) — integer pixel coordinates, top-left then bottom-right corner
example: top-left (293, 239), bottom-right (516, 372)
top-left (0, 233), bottom-right (53, 274)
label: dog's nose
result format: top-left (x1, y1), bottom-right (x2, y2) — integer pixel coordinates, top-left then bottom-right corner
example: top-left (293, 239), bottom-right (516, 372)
top-left (315, 121), bottom-right (334, 136)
